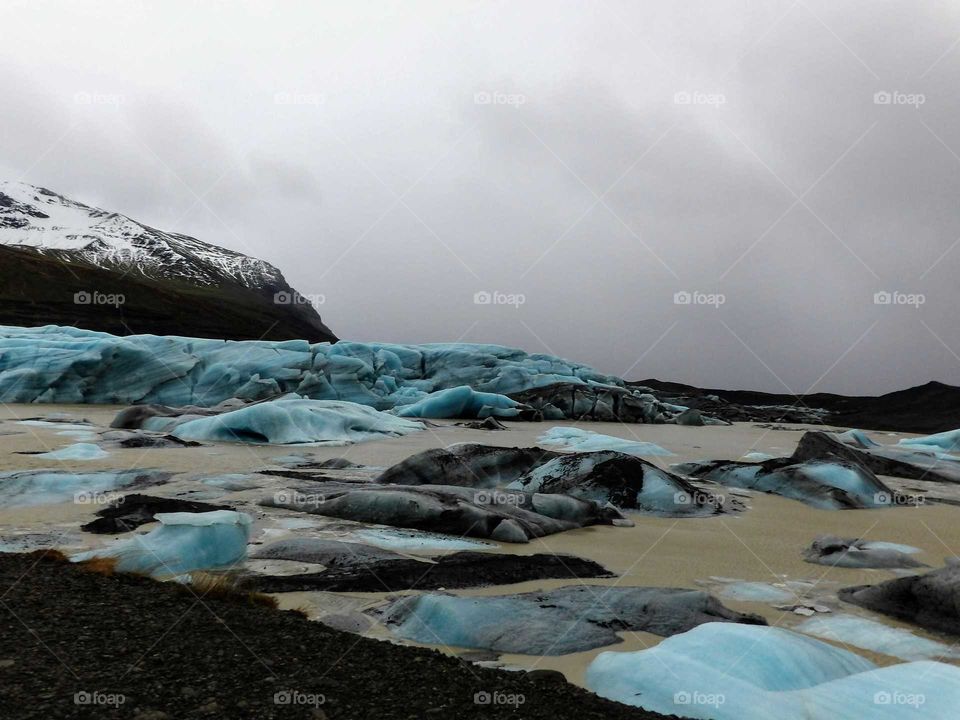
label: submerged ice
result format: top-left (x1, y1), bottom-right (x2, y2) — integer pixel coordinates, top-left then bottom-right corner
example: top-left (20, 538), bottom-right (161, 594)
top-left (537, 426), bottom-right (673, 457)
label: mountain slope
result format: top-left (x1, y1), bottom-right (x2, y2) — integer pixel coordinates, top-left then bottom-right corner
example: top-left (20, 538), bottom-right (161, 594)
top-left (0, 182), bottom-right (336, 342)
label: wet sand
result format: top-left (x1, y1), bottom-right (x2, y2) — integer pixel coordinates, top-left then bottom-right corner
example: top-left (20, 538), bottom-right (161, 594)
top-left (1, 403), bottom-right (958, 688)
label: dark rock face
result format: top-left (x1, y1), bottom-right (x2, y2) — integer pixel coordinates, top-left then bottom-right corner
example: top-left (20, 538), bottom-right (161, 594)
top-left (244, 550), bottom-right (614, 593)
top-left (82, 494), bottom-right (233, 534)
top-left (802, 535), bottom-right (927, 569)
top-left (261, 482), bottom-right (626, 543)
top-left (0, 245), bottom-right (337, 343)
top-left (840, 563), bottom-right (960, 636)
top-left (375, 444), bottom-right (559, 488)
top-left (379, 585), bottom-right (768, 655)
top-left (792, 430), bottom-right (960, 484)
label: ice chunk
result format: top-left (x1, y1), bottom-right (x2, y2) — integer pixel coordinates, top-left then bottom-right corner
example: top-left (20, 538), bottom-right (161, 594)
top-left (797, 615), bottom-right (960, 661)
top-left (0, 469), bottom-right (167, 507)
top-left (537, 426), bottom-right (673, 457)
top-left (351, 528), bottom-right (493, 553)
top-left (381, 586), bottom-right (765, 655)
top-left (73, 510), bottom-right (252, 577)
top-left (395, 385), bottom-right (522, 419)
top-left (718, 581), bottom-right (796, 603)
top-left (899, 428), bottom-right (960, 453)
top-left (164, 398), bottom-right (424, 445)
top-left (741, 452), bottom-right (776, 462)
top-left (199, 473), bottom-right (261, 491)
top-left (586, 622), bottom-right (960, 719)
top-left (35, 443), bottom-right (109, 461)
top-left (833, 429), bottom-right (880, 448)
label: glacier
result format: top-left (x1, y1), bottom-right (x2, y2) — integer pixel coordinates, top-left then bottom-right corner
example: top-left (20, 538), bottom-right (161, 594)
top-left (0, 325), bottom-right (621, 409)
top-left (537, 426), bottom-right (673, 457)
top-left (394, 385), bottom-right (523, 419)
top-left (72, 510), bottom-right (252, 577)
top-left (586, 622), bottom-right (960, 719)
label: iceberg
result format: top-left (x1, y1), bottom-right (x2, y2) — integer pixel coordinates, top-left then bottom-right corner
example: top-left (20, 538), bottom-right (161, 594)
top-left (586, 622), bottom-right (960, 719)
top-left (0, 469), bottom-right (169, 507)
top-left (380, 586), bottom-right (765, 655)
top-left (797, 615), bottom-right (960, 662)
top-left (35, 442), bottom-right (109, 461)
top-left (537, 426), bottom-right (673, 457)
top-left (73, 510), bottom-right (252, 577)
top-left (146, 398), bottom-right (424, 445)
top-left (718, 581), bottom-right (796, 603)
top-left (899, 428), bottom-right (960, 453)
top-left (394, 386), bottom-right (523, 419)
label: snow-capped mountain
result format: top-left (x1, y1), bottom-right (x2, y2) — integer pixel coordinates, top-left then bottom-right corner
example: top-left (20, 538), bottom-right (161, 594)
top-left (0, 180), bottom-right (283, 288)
top-left (0, 181), bottom-right (336, 343)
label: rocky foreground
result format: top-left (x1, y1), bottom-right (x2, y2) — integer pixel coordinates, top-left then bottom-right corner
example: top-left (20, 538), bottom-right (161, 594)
top-left (0, 552), bottom-right (672, 720)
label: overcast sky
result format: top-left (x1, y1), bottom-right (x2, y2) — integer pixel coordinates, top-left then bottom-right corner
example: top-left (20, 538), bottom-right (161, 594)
top-left (3, 1), bottom-right (960, 394)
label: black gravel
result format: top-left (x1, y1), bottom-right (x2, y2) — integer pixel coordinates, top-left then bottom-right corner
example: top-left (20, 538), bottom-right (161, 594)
top-left (0, 552), bottom-right (674, 720)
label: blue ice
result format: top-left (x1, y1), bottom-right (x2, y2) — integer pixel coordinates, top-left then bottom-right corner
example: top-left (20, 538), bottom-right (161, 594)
top-left (537, 427), bottom-right (673, 457)
top-left (35, 443), bottom-right (109, 461)
top-left (0, 469), bottom-right (161, 507)
top-left (586, 622), bottom-right (960, 719)
top-left (395, 385), bottom-right (521, 419)
top-left (164, 399), bottom-right (424, 445)
top-left (899, 429), bottom-right (960, 454)
top-left (797, 615), bottom-right (960, 662)
top-left (72, 510), bottom-right (252, 577)
top-left (718, 582), bottom-right (795, 603)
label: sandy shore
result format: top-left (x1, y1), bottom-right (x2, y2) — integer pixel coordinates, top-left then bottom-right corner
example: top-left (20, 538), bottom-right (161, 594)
top-left (1, 403), bottom-right (958, 689)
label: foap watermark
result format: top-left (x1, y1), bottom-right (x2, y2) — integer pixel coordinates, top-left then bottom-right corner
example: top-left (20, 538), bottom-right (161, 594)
top-left (874, 291), bottom-right (925, 308)
top-left (474, 91), bottom-right (526, 108)
top-left (474, 490), bottom-right (527, 507)
top-left (474, 290), bottom-right (526, 308)
top-left (73, 91), bottom-right (124, 107)
top-left (74, 691), bottom-right (125, 708)
top-left (874, 491), bottom-right (925, 508)
top-left (274, 291), bottom-right (325, 308)
top-left (273, 490), bottom-right (325, 508)
top-left (874, 690), bottom-right (926, 708)
top-left (473, 690), bottom-right (525, 708)
top-left (674, 490), bottom-right (725, 508)
top-left (674, 290), bottom-right (725, 308)
top-left (874, 91), bottom-right (925, 107)
top-left (674, 90), bottom-right (726, 108)
top-left (274, 91), bottom-right (324, 106)
top-left (673, 690), bottom-right (726, 709)
top-left (74, 491), bottom-right (125, 506)
top-left (74, 291), bottom-right (125, 308)
top-left (273, 690), bottom-right (326, 707)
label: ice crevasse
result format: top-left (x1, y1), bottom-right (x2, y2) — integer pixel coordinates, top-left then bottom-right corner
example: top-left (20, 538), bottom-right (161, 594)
top-left (0, 325), bottom-right (621, 408)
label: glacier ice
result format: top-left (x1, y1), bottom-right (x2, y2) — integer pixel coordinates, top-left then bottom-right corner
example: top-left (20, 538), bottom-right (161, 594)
top-left (146, 398), bottom-right (425, 445)
top-left (73, 510), bottom-right (252, 577)
top-left (537, 426), bottom-right (673, 457)
top-left (718, 582), bottom-right (796, 603)
top-left (899, 428), bottom-right (960, 453)
top-left (802, 535), bottom-right (925, 569)
top-left (796, 614), bottom-right (960, 661)
top-left (35, 442), bottom-right (109, 461)
top-left (394, 385), bottom-right (523, 419)
top-left (380, 586), bottom-right (765, 655)
top-left (0, 325), bottom-right (620, 409)
top-left (350, 528), bottom-right (493, 553)
top-left (0, 469), bottom-right (168, 507)
top-left (586, 622), bottom-right (960, 719)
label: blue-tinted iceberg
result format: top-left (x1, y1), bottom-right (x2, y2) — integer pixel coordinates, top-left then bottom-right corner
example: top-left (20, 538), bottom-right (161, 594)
top-left (586, 622), bottom-right (960, 719)
top-left (797, 615), bottom-right (960, 662)
top-left (537, 427), bottom-right (673, 457)
top-left (35, 443), bottom-right (109, 461)
top-left (718, 582), bottom-right (796, 603)
top-left (0, 469), bottom-right (168, 507)
top-left (899, 429), bottom-right (960, 454)
top-left (147, 398), bottom-right (424, 445)
top-left (395, 385), bottom-right (522, 419)
top-left (73, 510), bottom-right (252, 577)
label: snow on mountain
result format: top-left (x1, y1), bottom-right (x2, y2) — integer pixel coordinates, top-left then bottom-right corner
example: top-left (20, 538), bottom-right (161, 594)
top-left (0, 181), bottom-right (284, 289)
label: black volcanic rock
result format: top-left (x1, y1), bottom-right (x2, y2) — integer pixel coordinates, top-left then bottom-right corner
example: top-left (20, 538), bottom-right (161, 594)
top-left (0, 182), bottom-right (335, 342)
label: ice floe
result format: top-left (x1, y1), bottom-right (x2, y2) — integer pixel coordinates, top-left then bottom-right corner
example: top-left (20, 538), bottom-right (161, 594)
top-left (796, 614), bottom-right (960, 661)
top-left (35, 442), bottom-right (109, 461)
top-left (0, 469), bottom-right (169, 507)
top-left (537, 426), bottom-right (673, 456)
